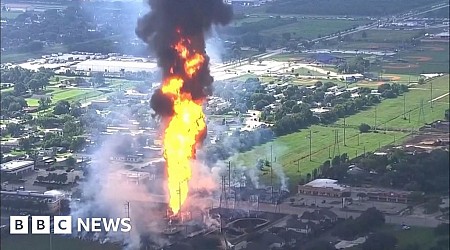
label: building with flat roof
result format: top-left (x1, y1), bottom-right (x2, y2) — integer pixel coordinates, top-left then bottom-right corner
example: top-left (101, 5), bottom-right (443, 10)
top-left (1, 160), bottom-right (35, 175)
top-left (298, 179), bottom-right (349, 197)
top-left (1, 190), bottom-right (65, 214)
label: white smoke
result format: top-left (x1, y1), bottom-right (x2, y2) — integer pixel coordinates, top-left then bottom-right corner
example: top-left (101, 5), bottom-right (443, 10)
top-left (71, 135), bottom-right (169, 249)
top-left (206, 27), bottom-right (225, 64)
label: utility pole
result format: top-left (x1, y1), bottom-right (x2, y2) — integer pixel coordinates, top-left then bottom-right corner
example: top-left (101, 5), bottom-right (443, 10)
top-left (403, 94), bottom-right (406, 119)
top-left (343, 117), bottom-right (346, 146)
top-left (357, 133), bottom-right (360, 146)
top-left (374, 107), bottom-right (377, 130)
top-left (228, 161), bottom-right (231, 197)
top-left (430, 81), bottom-right (433, 110)
top-left (297, 160), bottom-right (300, 173)
top-left (309, 130), bottom-right (312, 161)
top-left (270, 144), bottom-right (274, 203)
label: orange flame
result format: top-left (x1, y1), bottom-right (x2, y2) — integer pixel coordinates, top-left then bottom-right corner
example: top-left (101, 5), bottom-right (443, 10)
top-left (161, 37), bottom-right (206, 215)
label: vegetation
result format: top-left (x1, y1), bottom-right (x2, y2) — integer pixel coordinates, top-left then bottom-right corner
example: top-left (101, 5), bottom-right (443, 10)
top-left (321, 148), bottom-right (449, 194)
top-left (232, 75), bottom-right (448, 189)
top-left (264, 0), bottom-right (440, 16)
top-left (332, 207), bottom-right (385, 240)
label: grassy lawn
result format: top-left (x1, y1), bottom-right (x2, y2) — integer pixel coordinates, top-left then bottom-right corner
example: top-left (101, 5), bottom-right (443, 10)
top-left (261, 19), bottom-right (371, 40)
top-left (384, 43), bottom-right (450, 74)
top-left (351, 29), bottom-right (427, 43)
top-left (0, 11), bottom-right (23, 19)
top-left (0, 234), bottom-right (121, 250)
top-left (343, 75), bottom-right (449, 130)
top-left (26, 88), bottom-right (105, 107)
top-left (232, 75), bottom-right (449, 190)
top-left (230, 17), bottom-right (269, 27)
top-left (294, 67), bottom-right (327, 76)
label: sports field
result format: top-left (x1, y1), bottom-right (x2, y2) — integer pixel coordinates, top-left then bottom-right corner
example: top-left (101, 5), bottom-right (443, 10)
top-left (26, 88), bottom-right (105, 107)
top-left (232, 75), bottom-right (449, 190)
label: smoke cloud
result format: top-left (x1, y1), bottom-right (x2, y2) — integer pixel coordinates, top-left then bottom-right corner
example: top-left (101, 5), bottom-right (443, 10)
top-left (136, 0), bottom-right (233, 116)
top-left (71, 135), bottom-right (169, 249)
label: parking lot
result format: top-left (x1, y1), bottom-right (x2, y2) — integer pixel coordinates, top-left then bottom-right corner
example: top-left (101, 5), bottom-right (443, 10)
top-left (289, 194), bottom-right (408, 215)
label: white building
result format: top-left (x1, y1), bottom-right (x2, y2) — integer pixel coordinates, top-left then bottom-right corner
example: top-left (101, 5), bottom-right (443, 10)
top-left (1, 160), bottom-right (35, 175)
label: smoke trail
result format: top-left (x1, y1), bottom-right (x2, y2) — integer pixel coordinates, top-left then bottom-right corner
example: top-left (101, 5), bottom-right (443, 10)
top-left (136, 0), bottom-right (233, 116)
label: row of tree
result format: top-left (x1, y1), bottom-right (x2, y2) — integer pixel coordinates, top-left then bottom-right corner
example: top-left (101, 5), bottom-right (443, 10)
top-left (36, 173), bottom-right (69, 185)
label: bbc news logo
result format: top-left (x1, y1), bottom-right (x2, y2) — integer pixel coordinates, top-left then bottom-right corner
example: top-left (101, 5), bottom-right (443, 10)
top-left (10, 216), bottom-right (131, 234)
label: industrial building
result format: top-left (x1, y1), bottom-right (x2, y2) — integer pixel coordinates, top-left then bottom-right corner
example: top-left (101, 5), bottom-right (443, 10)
top-left (298, 179), bottom-right (349, 197)
top-left (0, 160), bottom-right (35, 175)
top-left (1, 190), bottom-right (65, 214)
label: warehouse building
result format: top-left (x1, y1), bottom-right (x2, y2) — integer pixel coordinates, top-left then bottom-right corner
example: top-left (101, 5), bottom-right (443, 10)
top-left (1, 160), bottom-right (35, 175)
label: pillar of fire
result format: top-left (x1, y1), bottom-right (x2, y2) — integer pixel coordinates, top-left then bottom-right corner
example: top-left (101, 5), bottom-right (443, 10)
top-left (136, 0), bottom-right (232, 215)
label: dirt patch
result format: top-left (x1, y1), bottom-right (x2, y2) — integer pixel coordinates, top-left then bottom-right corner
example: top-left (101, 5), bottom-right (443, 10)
top-left (384, 63), bottom-right (419, 69)
top-left (406, 56), bottom-right (432, 62)
top-left (385, 75), bottom-right (402, 81)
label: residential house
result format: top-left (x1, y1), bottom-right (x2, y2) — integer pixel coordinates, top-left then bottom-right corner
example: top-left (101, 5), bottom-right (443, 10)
top-left (285, 217), bottom-right (315, 235)
top-left (300, 209), bottom-right (338, 225)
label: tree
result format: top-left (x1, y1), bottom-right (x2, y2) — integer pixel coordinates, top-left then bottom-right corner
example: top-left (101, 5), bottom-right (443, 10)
top-left (66, 156), bottom-right (77, 167)
top-left (13, 82), bottom-right (27, 95)
top-left (6, 123), bottom-right (23, 137)
top-left (362, 232), bottom-right (397, 250)
top-left (19, 137), bottom-right (32, 152)
top-left (70, 101), bottom-right (83, 117)
top-left (362, 31), bottom-right (368, 39)
top-left (359, 123), bottom-right (371, 133)
top-left (282, 32), bottom-right (291, 41)
top-left (38, 97), bottom-right (52, 110)
top-left (92, 72), bottom-right (105, 87)
top-left (255, 100), bottom-right (269, 111)
top-left (358, 207), bottom-right (385, 230)
top-left (53, 100), bottom-right (70, 115)
top-left (434, 223), bottom-right (449, 236)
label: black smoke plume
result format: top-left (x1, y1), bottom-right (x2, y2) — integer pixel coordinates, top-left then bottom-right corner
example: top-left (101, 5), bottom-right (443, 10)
top-left (136, 0), bottom-right (233, 116)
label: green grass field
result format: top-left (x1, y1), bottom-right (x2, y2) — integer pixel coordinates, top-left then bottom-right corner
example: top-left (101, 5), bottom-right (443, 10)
top-left (230, 17), bottom-right (268, 27)
top-left (232, 75), bottom-right (449, 190)
top-left (0, 234), bottom-right (121, 250)
top-left (261, 19), bottom-right (371, 40)
top-left (0, 11), bottom-right (23, 19)
top-left (343, 75), bottom-right (449, 129)
top-left (26, 88), bottom-right (105, 107)
top-left (349, 28), bottom-right (440, 43)
top-left (383, 42), bottom-right (450, 74)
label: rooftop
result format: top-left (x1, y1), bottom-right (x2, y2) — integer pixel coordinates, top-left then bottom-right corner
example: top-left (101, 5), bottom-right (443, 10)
top-left (1, 160), bottom-right (34, 171)
top-left (303, 179), bottom-right (347, 191)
